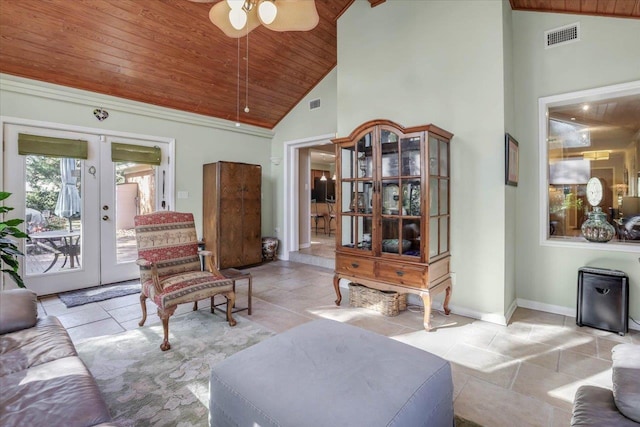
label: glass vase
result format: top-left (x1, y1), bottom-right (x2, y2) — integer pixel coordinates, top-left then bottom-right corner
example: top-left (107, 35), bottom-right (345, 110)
top-left (581, 207), bottom-right (615, 243)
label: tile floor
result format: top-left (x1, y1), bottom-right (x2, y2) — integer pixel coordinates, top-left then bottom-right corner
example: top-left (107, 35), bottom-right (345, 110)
top-left (38, 260), bottom-right (639, 427)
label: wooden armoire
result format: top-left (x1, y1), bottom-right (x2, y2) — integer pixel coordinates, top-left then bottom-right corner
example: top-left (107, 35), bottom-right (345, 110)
top-left (203, 161), bottom-right (262, 269)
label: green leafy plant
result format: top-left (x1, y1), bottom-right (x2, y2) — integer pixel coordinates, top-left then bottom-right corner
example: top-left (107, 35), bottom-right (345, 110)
top-left (1, 192), bottom-right (28, 288)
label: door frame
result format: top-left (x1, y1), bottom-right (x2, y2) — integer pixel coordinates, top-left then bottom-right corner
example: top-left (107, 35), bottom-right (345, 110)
top-left (0, 116), bottom-right (175, 291)
top-left (282, 133), bottom-right (335, 260)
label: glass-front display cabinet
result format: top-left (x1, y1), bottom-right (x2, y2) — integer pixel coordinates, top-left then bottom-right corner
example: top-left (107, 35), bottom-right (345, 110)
top-left (331, 120), bottom-right (453, 330)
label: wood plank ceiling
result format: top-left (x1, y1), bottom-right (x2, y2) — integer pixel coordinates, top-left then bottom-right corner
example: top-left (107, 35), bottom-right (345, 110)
top-left (0, 0), bottom-right (638, 130)
top-left (509, 0), bottom-right (640, 19)
top-left (0, 0), bottom-right (353, 129)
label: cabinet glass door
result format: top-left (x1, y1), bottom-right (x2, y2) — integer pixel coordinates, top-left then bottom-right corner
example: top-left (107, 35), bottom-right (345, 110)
top-left (380, 131), bottom-right (421, 258)
top-left (428, 135), bottom-right (450, 258)
top-left (339, 133), bottom-right (373, 252)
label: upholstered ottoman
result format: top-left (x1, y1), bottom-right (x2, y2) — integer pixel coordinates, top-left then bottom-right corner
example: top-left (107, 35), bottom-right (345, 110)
top-left (209, 319), bottom-right (453, 427)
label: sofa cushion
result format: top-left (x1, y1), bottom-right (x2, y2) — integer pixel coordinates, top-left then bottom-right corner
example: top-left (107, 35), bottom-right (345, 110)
top-left (0, 356), bottom-right (112, 427)
top-left (0, 289), bottom-right (38, 335)
top-left (612, 343), bottom-right (640, 423)
top-left (0, 316), bottom-right (77, 377)
top-left (571, 385), bottom-right (639, 426)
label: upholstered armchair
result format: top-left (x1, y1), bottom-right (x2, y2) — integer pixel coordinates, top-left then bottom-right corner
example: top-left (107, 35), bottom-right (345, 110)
top-left (134, 211), bottom-right (236, 351)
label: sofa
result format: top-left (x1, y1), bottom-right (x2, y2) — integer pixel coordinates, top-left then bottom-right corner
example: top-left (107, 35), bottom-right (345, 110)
top-left (571, 343), bottom-right (640, 426)
top-left (0, 289), bottom-right (115, 426)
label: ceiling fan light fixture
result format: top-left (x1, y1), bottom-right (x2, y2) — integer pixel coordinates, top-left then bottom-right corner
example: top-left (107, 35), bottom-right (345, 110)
top-left (229, 8), bottom-right (247, 30)
top-left (258, 0), bottom-right (277, 25)
top-left (227, 0), bottom-right (244, 10)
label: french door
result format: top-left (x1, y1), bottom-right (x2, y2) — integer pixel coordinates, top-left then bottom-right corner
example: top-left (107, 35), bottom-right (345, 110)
top-left (3, 123), bottom-right (172, 295)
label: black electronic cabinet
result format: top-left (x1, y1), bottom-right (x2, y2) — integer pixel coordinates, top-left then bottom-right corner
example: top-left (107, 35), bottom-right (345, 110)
top-left (577, 267), bottom-right (629, 336)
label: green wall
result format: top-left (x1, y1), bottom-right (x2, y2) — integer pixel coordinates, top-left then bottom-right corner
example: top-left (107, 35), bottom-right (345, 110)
top-left (336, 0), bottom-right (509, 321)
top-left (511, 12), bottom-right (640, 319)
top-left (0, 74), bottom-right (273, 238)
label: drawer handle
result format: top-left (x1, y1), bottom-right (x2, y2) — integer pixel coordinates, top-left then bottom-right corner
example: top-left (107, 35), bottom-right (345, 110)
top-left (396, 271), bottom-right (404, 277)
top-left (351, 262), bottom-right (359, 268)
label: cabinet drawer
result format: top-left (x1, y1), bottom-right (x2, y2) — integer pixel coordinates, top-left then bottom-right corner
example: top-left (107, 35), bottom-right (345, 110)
top-left (336, 255), bottom-right (375, 278)
top-left (376, 261), bottom-right (427, 288)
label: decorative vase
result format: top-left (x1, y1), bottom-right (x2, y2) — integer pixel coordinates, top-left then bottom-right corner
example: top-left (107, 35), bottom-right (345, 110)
top-left (261, 237), bottom-right (279, 261)
top-left (581, 207), bottom-right (615, 243)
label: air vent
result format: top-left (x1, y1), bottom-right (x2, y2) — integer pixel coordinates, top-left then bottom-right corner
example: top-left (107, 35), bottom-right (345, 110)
top-left (545, 23), bottom-right (580, 48)
top-left (309, 98), bottom-right (321, 110)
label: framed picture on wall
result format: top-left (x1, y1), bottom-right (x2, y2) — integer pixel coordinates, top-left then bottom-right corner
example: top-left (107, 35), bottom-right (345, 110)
top-left (505, 133), bottom-right (519, 186)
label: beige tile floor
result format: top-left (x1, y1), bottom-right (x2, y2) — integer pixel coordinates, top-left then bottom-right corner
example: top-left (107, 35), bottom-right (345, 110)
top-left (38, 260), bottom-right (639, 427)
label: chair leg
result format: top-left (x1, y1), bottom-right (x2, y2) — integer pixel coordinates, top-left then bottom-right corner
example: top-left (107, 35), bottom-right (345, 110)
top-left (160, 317), bottom-right (171, 351)
top-left (226, 291), bottom-right (237, 327)
top-left (138, 293), bottom-right (148, 327)
top-left (193, 301), bottom-right (198, 311)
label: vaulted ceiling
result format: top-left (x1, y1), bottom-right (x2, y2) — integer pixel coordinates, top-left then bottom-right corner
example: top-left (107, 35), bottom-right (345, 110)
top-left (1, 0), bottom-right (638, 130)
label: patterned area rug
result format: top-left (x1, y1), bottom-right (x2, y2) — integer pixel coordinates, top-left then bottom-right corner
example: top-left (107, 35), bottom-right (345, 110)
top-left (58, 280), bottom-right (141, 308)
top-left (77, 312), bottom-right (483, 427)
top-left (77, 311), bottom-right (274, 427)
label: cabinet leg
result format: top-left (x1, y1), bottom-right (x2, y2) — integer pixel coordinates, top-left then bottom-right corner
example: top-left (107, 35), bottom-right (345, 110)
top-left (443, 285), bottom-right (452, 315)
top-left (333, 275), bottom-right (342, 306)
top-left (421, 292), bottom-right (432, 331)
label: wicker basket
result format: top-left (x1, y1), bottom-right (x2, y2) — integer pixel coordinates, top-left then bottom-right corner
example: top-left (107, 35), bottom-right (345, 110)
top-left (348, 283), bottom-right (407, 317)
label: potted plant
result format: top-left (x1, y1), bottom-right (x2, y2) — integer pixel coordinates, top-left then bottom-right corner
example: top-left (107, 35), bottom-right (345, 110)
top-left (1, 191), bottom-right (28, 288)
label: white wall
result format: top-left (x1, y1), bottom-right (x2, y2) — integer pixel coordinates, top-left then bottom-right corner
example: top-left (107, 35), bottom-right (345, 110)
top-left (0, 74), bottom-right (273, 238)
top-left (337, 0), bottom-right (509, 320)
top-left (511, 12), bottom-right (640, 319)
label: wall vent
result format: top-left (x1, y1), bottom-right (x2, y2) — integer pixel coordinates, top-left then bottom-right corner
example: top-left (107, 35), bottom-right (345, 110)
top-left (545, 23), bottom-right (580, 48)
top-left (309, 98), bottom-right (321, 110)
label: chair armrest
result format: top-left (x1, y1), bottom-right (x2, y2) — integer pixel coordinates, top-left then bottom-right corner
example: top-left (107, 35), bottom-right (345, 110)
top-left (0, 289), bottom-right (38, 334)
top-left (136, 258), bottom-right (153, 268)
top-left (200, 250), bottom-right (212, 257)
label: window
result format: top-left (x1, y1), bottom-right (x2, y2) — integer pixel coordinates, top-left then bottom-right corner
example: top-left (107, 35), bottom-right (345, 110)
top-left (539, 81), bottom-right (640, 251)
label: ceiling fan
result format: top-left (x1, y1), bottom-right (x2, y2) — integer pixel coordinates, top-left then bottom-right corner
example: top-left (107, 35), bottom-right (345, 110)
top-left (189, 0), bottom-right (319, 38)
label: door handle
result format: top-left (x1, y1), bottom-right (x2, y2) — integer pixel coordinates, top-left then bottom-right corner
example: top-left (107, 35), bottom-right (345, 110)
top-left (351, 262), bottom-right (359, 268)
top-left (396, 270), bottom-right (404, 277)
top-left (102, 215), bottom-right (109, 221)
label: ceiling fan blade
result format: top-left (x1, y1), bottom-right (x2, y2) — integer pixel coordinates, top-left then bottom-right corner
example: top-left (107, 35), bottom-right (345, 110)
top-left (186, 0), bottom-right (215, 3)
top-left (264, 0), bottom-right (319, 32)
top-left (209, 1), bottom-right (261, 38)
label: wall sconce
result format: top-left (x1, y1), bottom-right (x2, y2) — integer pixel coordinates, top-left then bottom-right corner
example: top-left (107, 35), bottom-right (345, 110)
top-left (270, 156), bottom-right (282, 166)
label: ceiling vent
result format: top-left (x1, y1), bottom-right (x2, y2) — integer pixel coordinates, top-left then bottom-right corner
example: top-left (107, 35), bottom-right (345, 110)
top-left (309, 98), bottom-right (321, 110)
top-left (545, 23), bottom-right (580, 49)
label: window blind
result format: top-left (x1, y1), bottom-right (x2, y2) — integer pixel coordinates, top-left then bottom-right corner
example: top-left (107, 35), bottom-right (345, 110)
top-left (18, 133), bottom-right (88, 159)
top-left (111, 143), bottom-right (161, 165)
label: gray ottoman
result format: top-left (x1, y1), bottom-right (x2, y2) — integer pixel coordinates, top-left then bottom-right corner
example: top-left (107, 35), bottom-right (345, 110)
top-left (209, 319), bottom-right (453, 427)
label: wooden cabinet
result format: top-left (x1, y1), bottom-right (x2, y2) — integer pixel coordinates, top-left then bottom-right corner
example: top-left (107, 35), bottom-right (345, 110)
top-left (331, 120), bottom-right (453, 330)
top-left (203, 161), bottom-right (262, 269)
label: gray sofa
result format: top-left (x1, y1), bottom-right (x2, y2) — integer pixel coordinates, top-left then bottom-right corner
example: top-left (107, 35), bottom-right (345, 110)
top-left (0, 289), bottom-right (115, 427)
top-left (571, 343), bottom-right (640, 426)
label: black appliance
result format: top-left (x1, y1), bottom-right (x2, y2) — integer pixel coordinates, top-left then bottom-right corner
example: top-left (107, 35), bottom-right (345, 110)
top-left (577, 267), bottom-right (629, 336)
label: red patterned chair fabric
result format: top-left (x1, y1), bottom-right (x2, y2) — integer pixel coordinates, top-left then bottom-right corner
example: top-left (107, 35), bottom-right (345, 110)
top-left (134, 211), bottom-right (236, 351)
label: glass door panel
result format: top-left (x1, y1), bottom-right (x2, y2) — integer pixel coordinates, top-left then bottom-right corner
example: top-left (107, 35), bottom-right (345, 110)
top-left (402, 218), bottom-right (421, 257)
top-left (381, 180), bottom-right (401, 215)
top-left (381, 130), bottom-right (399, 177)
top-left (440, 217), bottom-right (449, 254)
top-left (440, 140), bottom-right (449, 176)
top-left (356, 134), bottom-right (373, 179)
top-left (429, 218), bottom-right (438, 257)
top-left (401, 136), bottom-right (421, 177)
top-left (340, 215), bottom-right (371, 251)
top-left (429, 177), bottom-right (439, 216)
top-left (439, 180), bottom-right (449, 215)
top-left (401, 179), bottom-right (421, 217)
top-left (25, 156), bottom-right (83, 276)
top-left (341, 146), bottom-right (356, 180)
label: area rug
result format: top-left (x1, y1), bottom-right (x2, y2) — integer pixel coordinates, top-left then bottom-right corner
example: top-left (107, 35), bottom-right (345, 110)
top-left (77, 311), bottom-right (483, 427)
top-left (77, 311), bottom-right (274, 426)
top-left (58, 280), bottom-right (141, 308)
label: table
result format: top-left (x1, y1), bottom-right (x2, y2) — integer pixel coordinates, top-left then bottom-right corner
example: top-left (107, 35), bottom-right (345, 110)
top-left (213, 268), bottom-right (252, 315)
top-left (29, 230), bottom-right (81, 272)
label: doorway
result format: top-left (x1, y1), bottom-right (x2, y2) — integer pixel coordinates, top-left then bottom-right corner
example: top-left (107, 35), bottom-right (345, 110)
top-left (2, 120), bottom-right (173, 295)
top-left (282, 133), bottom-right (336, 266)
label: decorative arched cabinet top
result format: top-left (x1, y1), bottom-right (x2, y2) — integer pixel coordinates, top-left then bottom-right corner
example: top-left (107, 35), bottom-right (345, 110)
top-left (332, 119), bottom-right (453, 145)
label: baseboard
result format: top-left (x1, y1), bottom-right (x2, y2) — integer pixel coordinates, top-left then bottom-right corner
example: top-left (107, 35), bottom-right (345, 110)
top-left (505, 298), bottom-right (518, 324)
top-left (516, 298), bottom-right (575, 317)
